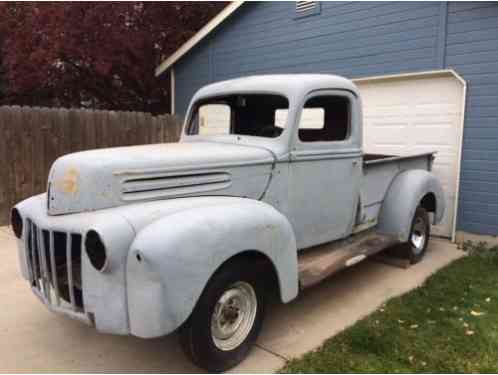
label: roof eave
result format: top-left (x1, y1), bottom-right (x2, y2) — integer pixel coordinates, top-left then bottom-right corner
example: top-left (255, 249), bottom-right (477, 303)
top-left (155, 1), bottom-right (245, 77)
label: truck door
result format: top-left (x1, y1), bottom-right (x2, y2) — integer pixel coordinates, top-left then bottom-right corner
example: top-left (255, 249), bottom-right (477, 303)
top-left (289, 90), bottom-right (362, 249)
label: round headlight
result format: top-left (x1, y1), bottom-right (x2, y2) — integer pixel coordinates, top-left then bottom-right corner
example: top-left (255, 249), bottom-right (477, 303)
top-left (11, 208), bottom-right (23, 239)
top-left (85, 230), bottom-right (108, 272)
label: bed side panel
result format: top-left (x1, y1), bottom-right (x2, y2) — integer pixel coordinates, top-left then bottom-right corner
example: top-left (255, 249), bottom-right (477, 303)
top-left (360, 154), bottom-right (433, 224)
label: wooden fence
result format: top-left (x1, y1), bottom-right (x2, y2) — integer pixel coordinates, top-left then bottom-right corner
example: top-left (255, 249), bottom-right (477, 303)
top-left (0, 106), bottom-right (182, 225)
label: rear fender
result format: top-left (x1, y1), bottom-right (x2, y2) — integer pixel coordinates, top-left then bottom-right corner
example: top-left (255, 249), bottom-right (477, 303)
top-left (126, 198), bottom-right (298, 338)
top-left (377, 169), bottom-right (445, 242)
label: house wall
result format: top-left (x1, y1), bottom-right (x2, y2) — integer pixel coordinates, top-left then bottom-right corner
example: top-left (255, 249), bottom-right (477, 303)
top-left (174, 1), bottom-right (498, 236)
top-left (445, 2), bottom-right (498, 236)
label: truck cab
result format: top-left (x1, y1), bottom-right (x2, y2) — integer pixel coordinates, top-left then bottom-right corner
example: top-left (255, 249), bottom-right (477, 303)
top-left (185, 75), bottom-right (363, 249)
top-left (12, 74), bottom-right (445, 372)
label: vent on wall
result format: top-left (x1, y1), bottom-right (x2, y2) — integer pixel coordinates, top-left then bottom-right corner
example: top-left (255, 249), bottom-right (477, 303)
top-left (296, 1), bottom-right (316, 12)
top-left (295, 1), bottom-right (321, 17)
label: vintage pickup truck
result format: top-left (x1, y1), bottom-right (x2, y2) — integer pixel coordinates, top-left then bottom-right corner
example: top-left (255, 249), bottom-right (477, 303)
top-left (12, 74), bottom-right (445, 371)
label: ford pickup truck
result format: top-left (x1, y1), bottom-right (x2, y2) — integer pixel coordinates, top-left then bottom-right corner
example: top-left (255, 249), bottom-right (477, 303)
top-left (12, 74), bottom-right (445, 371)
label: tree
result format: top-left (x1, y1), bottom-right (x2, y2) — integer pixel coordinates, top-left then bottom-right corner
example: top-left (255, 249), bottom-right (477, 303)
top-left (0, 2), bottom-right (226, 113)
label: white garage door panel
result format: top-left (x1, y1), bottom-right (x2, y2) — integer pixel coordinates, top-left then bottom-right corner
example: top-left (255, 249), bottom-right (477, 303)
top-left (356, 75), bottom-right (464, 238)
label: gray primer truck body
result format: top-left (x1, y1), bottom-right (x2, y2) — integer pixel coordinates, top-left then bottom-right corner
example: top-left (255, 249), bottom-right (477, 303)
top-left (13, 74), bottom-right (445, 340)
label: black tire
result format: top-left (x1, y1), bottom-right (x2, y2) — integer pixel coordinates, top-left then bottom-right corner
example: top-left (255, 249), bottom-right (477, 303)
top-left (400, 206), bottom-right (430, 264)
top-left (179, 259), bottom-right (266, 372)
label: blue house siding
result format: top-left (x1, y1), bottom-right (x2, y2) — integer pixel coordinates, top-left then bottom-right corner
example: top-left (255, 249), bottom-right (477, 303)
top-left (445, 2), bottom-right (498, 235)
top-left (175, 1), bottom-right (443, 115)
top-left (173, 1), bottom-right (498, 236)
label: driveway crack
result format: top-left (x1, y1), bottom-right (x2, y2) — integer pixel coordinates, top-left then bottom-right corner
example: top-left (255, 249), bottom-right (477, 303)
top-left (255, 343), bottom-right (289, 362)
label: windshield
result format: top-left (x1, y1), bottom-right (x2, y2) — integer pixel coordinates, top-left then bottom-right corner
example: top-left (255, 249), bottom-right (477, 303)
top-left (186, 94), bottom-right (289, 138)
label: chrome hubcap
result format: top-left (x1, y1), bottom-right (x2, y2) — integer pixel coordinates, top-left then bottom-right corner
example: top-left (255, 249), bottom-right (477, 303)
top-left (410, 217), bottom-right (427, 254)
top-left (211, 281), bottom-right (257, 351)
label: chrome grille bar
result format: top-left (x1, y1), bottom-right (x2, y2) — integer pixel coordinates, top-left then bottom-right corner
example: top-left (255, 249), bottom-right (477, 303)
top-left (37, 226), bottom-right (52, 303)
top-left (29, 221), bottom-right (40, 288)
top-left (35, 226), bottom-right (44, 293)
top-left (66, 234), bottom-right (76, 310)
top-left (48, 231), bottom-right (61, 306)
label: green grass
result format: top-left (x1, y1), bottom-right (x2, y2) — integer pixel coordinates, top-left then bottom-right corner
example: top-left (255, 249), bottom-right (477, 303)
top-left (281, 243), bottom-right (498, 373)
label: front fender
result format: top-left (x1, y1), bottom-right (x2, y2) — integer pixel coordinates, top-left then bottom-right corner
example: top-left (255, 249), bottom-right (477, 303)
top-left (377, 169), bottom-right (445, 242)
top-left (126, 198), bottom-right (298, 338)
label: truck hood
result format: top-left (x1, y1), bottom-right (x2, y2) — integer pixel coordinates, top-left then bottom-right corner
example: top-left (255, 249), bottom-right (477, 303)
top-left (47, 141), bottom-right (274, 215)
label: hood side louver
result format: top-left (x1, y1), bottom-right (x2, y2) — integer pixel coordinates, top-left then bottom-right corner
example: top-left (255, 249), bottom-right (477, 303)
top-left (121, 172), bottom-right (232, 201)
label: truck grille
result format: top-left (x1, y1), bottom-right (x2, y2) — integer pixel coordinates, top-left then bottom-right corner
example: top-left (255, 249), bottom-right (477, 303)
top-left (25, 219), bottom-right (84, 312)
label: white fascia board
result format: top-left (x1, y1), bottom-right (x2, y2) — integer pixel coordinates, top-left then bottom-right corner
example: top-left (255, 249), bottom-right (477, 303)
top-left (155, 1), bottom-right (245, 77)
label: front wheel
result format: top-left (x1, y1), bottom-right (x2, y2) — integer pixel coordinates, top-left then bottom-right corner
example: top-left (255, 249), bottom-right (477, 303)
top-left (179, 260), bottom-right (265, 372)
top-left (400, 206), bottom-right (431, 264)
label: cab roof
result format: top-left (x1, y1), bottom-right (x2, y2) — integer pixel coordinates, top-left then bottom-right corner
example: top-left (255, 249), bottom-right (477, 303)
top-left (192, 74), bottom-right (360, 102)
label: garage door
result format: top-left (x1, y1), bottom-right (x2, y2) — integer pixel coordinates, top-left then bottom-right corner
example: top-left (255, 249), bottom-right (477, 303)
top-left (355, 72), bottom-right (465, 238)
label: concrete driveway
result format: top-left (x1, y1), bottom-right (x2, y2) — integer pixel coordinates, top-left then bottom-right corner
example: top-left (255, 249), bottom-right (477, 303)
top-left (0, 226), bottom-right (463, 373)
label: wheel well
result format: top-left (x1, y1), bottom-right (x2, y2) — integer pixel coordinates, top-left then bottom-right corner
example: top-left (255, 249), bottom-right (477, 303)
top-left (218, 250), bottom-right (281, 301)
top-left (420, 192), bottom-right (436, 213)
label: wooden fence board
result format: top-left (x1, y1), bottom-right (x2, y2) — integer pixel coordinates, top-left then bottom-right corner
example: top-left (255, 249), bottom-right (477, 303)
top-left (0, 108), bottom-right (7, 218)
top-left (0, 106), bottom-right (181, 225)
top-left (4, 108), bottom-right (16, 218)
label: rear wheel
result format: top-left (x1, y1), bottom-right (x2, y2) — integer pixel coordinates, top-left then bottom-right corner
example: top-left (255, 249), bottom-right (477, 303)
top-left (401, 206), bottom-right (430, 264)
top-left (179, 260), bottom-right (265, 372)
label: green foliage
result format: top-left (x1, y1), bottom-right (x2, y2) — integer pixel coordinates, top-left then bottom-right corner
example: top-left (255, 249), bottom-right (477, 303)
top-left (281, 248), bottom-right (498, 373)
top-left (0, 2), bottom-right (226, 113)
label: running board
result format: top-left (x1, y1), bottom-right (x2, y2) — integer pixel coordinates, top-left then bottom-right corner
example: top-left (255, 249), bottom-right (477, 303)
top-left (298, 230), bottom-right (398, 289)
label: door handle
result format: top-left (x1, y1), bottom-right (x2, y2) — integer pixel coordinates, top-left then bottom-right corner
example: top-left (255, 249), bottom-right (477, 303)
top-left (352, 160), bottom-right (358, 166)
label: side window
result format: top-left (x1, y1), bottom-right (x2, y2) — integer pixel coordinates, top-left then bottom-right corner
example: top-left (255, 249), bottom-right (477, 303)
top-left (198, 104), bottom-right (231, 135)
top-left (298, 96), bottom-right (350, 142)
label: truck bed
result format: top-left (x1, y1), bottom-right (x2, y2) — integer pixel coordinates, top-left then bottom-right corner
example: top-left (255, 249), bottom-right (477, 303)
top-left (363, 152), bottom-right (435, 165)
top-left (363, 153), bottom-right (395, 162)
top-left (359, 152), bottom-right (435, 229)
